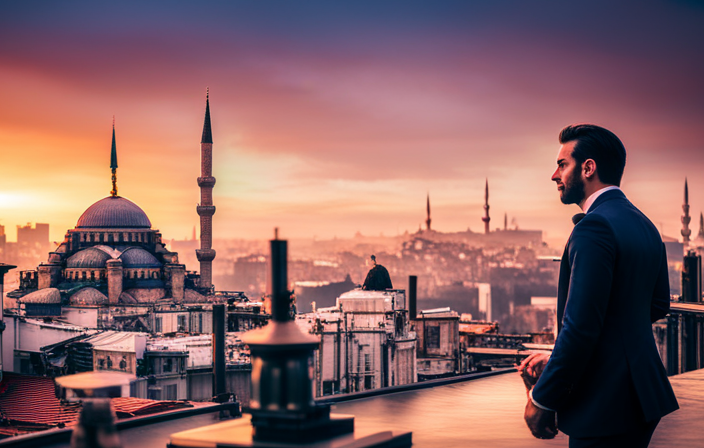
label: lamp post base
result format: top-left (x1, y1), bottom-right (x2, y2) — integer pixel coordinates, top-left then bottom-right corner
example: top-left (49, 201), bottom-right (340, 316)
top-left (168, 414), bottom-right (412, 448)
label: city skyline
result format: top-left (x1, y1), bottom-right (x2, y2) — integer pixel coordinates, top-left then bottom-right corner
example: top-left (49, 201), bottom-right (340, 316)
top-left (1, 1), bottom-right (703, 247)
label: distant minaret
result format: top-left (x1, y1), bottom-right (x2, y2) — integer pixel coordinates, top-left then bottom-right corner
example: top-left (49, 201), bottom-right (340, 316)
top-left (504, 213), bottom-right (507, 231)
top-left (192, 226), bottom-right (197, 241)
top-left (196, 89), bottom-right (217, 291)
top-left (699, 213), bottom-right (704, 239)
top-left (682, 178), bottom-right (691, 245)
top-left (426, 193), bottom-right (432, 231)
top-left (482, 179), bottom-right (490, 234)
top-left (110, 118), bottom-right (118, 197)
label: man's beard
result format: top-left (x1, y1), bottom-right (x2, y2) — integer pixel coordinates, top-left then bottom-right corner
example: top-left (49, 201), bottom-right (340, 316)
top-left (561, 174), bottom-right (586, 205)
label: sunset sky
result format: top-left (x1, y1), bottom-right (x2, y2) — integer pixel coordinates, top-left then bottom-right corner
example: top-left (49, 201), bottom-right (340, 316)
top-left (1, 1), bottom-right (703, 248)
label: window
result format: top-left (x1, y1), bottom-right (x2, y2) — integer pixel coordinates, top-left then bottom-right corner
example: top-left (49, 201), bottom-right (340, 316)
top-left (164, 358), bottom-right (173, 373)
top-left (322, 380), bottom-right (339, 396)
top-left (426, 326), bottom-right (440, 349)
top-left (148, 388), bottom-right (161, 400)
top-left (155, 317), bottom-right (162, 333)
top-left (98, 358), bottom-right (105, 369)
top-left (364, 354), bottom-right (371, 372)
top-left (165, 384), bottom-right (178, 400)
top-left (106, 356), bottom-right (113, 369)
top-left (119, 357), bottom-right (127, 370)
top-left (364, 375), bottom-right (373, 390)
top-left (177, 315), bottom-right (187, 332)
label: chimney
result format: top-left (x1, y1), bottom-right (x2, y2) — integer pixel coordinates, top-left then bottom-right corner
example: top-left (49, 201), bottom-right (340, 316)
top-left (682, 250), bottom-right (702, 303)
top-left (408, 275), bottom-right (417, 319)
top-left (212, 304), bottom-right (226, 397)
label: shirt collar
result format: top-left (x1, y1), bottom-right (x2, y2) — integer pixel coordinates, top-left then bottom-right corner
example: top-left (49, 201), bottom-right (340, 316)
top-left (582, 186), bottom-right (621, 213)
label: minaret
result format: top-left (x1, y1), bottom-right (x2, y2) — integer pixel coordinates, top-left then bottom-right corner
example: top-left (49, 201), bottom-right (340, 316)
top-left (682, 178), bottom-right (691, 245)
top-left (196, 89), bottom-right (217, 291)
top-left (699, 213), bottom-right (704, 239)
top-left (110, 118), bottom-right (118, 197)
top-left (425, 193), bottom-right (432, 231)
top-left (482, 179), bottom-right (490, 234)
top-left (504, 213), bottom-right (507, 231)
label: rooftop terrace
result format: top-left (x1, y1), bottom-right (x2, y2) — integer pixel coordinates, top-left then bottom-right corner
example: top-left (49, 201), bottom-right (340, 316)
top-left (9, 367), bottom-right (700, 448)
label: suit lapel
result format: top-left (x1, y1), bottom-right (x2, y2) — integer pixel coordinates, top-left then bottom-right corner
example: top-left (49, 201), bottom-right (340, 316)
top-left (557, 242), bottom-right (570, 333)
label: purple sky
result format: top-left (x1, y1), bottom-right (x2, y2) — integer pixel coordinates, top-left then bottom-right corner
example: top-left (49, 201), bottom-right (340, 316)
top-left (1, 0), bottom-right (703, 246)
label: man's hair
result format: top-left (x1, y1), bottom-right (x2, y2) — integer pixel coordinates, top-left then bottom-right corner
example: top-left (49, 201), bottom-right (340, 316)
top-left (559, 124), bottom-right (627, 186)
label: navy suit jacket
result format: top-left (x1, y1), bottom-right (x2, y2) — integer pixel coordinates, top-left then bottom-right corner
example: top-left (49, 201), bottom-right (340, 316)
top-left (532, 189), bottom-right (678, 438)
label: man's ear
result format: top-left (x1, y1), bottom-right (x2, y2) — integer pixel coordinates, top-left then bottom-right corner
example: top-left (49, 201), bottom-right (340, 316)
top-left (583, 159), bottom-right (597, 180)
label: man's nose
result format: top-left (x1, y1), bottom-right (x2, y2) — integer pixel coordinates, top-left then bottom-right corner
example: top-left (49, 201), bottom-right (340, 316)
top-left (551, 167), bottom-right (560, 182)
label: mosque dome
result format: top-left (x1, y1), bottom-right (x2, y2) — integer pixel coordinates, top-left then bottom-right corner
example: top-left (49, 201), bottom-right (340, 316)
top-left (66, 247), bottom-right (113, 268)
top-left (69, 287), bottom-right (108, 306)
top-left (119, 247), bottom-right (162, 268)
top-left (76, 196), bottom-right (151, 229)
top-left (19, 288), bottom-right (62, 304)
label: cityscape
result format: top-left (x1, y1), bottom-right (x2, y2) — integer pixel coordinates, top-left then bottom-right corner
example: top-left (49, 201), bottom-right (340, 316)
top-left (1, 1), bottom-right (703, 447)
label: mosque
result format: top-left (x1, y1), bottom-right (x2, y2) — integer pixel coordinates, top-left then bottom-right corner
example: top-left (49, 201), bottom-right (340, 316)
top-left (11, 93), bottom-right (221, 327)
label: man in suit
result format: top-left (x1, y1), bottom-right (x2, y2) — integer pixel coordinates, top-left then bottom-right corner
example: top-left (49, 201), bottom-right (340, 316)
top-left (519, 124), bottom-right (678, 447)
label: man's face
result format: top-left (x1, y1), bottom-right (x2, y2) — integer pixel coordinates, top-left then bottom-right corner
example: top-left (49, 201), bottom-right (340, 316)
top-left (552, 141), bottom-right (585, 205)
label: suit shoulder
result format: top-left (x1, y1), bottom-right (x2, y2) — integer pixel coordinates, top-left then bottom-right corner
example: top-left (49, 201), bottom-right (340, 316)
top-left (575, 212), bottom-right (613, 232)
top-left (570, 212), bottom-right (616, 247)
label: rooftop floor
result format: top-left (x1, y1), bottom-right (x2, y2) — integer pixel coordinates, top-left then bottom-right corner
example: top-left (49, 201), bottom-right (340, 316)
top-left (333, 368), bottom-right (704, 447)
top-left (13, 368), bottom-right (703, 448)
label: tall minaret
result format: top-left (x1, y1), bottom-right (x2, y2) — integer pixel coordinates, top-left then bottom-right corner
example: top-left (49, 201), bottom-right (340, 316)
top-left (426, 193), bottom-right (432, 231)
top-left (110, 118), bottom-right (118, 197)
top-left (698, 213), bottom-right (704, 240)
top-left (196, 89), bottom-right (216, 291)
top-left (504, 213), bottom-right (507, 231)
top-left (682, 178), bottom-right (691, 245)
top-left (482, 179), bottom-right (490, 234)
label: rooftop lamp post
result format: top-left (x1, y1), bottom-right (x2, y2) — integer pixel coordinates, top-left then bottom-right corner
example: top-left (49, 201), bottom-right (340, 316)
top-left (241, 230), bottom-right (354, 443)
top-left (168, 229), bottom-right (411, 447)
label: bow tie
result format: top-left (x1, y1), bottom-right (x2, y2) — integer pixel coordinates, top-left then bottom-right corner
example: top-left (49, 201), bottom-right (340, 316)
top-left (572, 213), bottom-right (586, 225)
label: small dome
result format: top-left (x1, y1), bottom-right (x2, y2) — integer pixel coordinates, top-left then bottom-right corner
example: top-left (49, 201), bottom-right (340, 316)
top-left (76, 196), bottom-right (151, 229)
top-left (70, 287), bottom-right (108, 305)
top-left (20, 288), bottom-right (61, 304)
top-left (66, 247), bottom-right (112, 269)
top-left (119, 247), bottom-right (161, 268)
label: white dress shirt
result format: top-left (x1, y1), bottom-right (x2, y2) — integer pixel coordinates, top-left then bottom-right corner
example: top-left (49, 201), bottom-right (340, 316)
top-left (582, 185), bottom-right (621, 213)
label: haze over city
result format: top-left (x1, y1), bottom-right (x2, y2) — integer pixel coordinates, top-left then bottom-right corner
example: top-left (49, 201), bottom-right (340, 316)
top-left (1, 0), bottom-right (703, 248)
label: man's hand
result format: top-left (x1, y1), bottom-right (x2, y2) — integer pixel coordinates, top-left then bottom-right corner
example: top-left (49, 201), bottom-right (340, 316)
top-left (517, 352), bottom-right (550, 392)
top-left (524, 399), bottom-right (558, 440)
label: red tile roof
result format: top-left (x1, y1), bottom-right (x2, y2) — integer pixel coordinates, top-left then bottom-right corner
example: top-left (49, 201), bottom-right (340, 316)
top-left (0, 373), bottom-right (191, 437)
